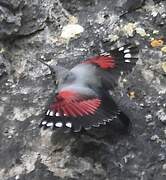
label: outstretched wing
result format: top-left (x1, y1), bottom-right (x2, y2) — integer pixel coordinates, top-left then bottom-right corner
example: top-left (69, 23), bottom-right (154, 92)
top-left (83, 44), bottom-right (139, 90)
top-left (40, 90), bottom-right (120, 132)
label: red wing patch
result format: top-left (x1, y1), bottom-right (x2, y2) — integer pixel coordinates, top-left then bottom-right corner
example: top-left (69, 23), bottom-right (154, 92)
top-left (50, 90), bottom-right (101, 117)
top-left (83, 55), bottom-right (115, 69)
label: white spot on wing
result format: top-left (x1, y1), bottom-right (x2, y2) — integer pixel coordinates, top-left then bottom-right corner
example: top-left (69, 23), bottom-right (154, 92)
top-left (119, 47), bottom-right (124, 51)
top-left (124, 49), bottom-right (130, 53)
top-left (124, 53), bottom-right (132, 58)
top-left (107, 118), bottom-right (113, 122)
top-left (56, 112), bottom-right (60, 116)
top-left (66, 122), bottom-right (72, 128)
top-left (46, 122), bottom-right (54, 127)
top-left (41, 121), bottom-right (47, 125)
top-left (125, 59), bottom-right (131, 62)
top-left (46, 110), bottom-right (50, 115)
top-left (55, 122), bottom-right (63, 127)
top-left (123, 78), bottom-right (127, 82)
top-left (49, 111), bottom-right (54, 116)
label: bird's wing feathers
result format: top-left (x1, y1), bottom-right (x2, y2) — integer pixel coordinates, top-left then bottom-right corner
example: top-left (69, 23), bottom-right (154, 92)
top-left (39, 44), bottom-right (138, 132)
top-left (83, 55), bottom-right (116, 69)
top-left (40, 90), bottom-right (120, 132)
top-left (50, 90), bottom-right (101, 117)
top-left (84, 44), bottom-right (139, 90)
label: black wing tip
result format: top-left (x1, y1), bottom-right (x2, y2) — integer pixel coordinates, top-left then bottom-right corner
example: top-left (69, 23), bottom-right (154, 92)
top-left (39, 116), bottom-right (109, 133)
top-left (39, 119), bottom-right (82, 133)
top-left (39, 102), bottom-right (128, 133)
top-left (110, 44), bottom-right (139, 61)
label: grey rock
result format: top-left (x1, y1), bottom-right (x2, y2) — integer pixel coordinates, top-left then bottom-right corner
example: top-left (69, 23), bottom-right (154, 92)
top-left (0, 54), bottom-right (8, 80)
top-left (0, 0), bottom-right (166, 180)
top-left (0, 0), bottom-right (58, 39)
top-left (0, 45), bottom-right (11, 82)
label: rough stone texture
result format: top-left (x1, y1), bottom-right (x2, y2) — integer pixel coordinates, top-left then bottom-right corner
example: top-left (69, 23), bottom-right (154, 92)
top-left (0, 0), bottom-right (67, 39)
top-left (0, 0), bottom-right (166, 180)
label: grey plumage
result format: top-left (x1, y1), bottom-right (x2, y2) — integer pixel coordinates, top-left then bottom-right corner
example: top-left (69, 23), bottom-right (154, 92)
top-left (39, 43), bottom-right (139, 132)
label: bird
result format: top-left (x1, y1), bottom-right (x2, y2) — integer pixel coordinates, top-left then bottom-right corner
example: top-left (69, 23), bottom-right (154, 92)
top-left (39, 43), bottom-right (139, 132)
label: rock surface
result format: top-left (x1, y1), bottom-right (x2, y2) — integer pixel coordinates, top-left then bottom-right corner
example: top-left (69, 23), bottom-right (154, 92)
top-left (0, 0), bottom-right (166, 180)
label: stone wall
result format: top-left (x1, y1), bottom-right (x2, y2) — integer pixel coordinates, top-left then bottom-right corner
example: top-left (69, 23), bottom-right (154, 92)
top-left (0, 0), bottom-right (166, 180)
